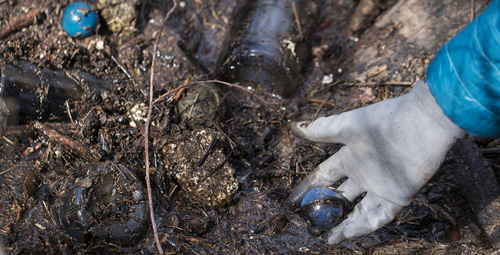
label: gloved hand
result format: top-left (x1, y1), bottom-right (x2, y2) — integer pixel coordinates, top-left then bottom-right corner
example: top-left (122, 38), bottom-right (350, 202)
top-left (289, 81), bottom-right (466, 244)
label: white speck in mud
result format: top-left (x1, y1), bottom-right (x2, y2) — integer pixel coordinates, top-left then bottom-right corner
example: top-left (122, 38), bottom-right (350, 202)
top-left (128, 103), bottom-right (148, 127)
top-left (299, 247), bottom-right (310, 252)
top-left (322, 74), bottom-right (334, 84)
top-left (133, 190), bottom-right (143, 200)
top-left (96, 40), bottom-right (104, 50)
top-left (282, 39), bottom-right (296, 57)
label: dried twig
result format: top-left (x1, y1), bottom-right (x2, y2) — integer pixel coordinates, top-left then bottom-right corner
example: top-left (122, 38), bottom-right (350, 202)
top-left (307, 98), bottom-right (336, 108)
top-left (153, 79), bottom-right (286, 138)
top-left (471, 0), bottom-right (475, 22)
top-left (347, 81), bottom-right (413, 87)
top-left (31, 120), bottom-right (102, 162)
top-left (396, 213), bottom-right (428, 225)
top-left (0, 9), bottom-right (41, 40)
top-left (111, 55), bottom-right (137, 87)
top-left (154, 79), bottom-right (282, 118)
top-left (173, 76), bottom-right (191, 101)
top-left (144, 1), bottom-right (177, 254)
top-left (480, 147), bottom-right (500, 154)
top-left (153, 83), bottom-right (196, 105)
top-left (291, 2), bottom-right (302, 37)
top-left (199, 106), bottom-right (236, 148)
top-left (202, 79), bottom-right (285, 121)
top-left (0, 166), bottom-right (14, 176)
top-left (65, 100), bottom-right (74, 124)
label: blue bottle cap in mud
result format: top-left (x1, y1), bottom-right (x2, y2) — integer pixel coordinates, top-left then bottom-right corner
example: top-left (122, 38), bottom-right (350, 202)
top-left (62, 2), bottom-right (98, 38)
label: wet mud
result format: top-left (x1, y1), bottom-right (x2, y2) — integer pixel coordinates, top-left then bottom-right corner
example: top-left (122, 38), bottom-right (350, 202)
top-left (0, 0), bottom-right (499, 254)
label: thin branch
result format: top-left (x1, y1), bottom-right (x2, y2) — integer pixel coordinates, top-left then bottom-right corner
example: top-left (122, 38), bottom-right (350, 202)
top-left (203, 79), bottom-right (285, 121)
top-left (31, 120), bottom-right (102, 162)
top-left (144, 1), bottom-right (177, 255)
top-left (307, 98), bottom-right (336, 108)
top-left (471, 0), bottom-right (475, 22)
top-left (291, 2), bottom-right (302, 37)
top-left (0, 9), bottom-right (41, 39)
top-left (154, 79), bottom-right (285, 125)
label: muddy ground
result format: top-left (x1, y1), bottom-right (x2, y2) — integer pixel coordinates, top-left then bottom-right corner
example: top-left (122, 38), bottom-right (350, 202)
top-left (0, 0), bottom-right (499, 254)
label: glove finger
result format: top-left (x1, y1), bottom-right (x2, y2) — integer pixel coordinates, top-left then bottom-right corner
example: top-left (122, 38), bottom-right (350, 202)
top-left (288, 148), bottom-right (349, 208)
top-left (325, 193), bottom-right (402, 244)
top-left (335, 179), bottom-right (365, 202)
top-left (291, 113), bottom-right (353, 144)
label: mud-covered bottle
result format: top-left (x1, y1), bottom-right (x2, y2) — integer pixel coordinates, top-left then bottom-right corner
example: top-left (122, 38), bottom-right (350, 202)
top-left (1, 61), bottom-right (109, 124)
top-left (216, 0), bottom-right (316, 98)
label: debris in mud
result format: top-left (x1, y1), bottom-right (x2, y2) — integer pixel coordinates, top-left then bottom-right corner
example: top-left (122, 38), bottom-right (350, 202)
top-left (32, 120), bottom-right (102, 162)
top-left (97, 0), bottom-right (139, 35)
top-left (347, 0), bottom-right (381, 36)
top-left (0, 0), bottom-right (498, 254)
top-left (0, 9), bottom-right (41, 40)
top-left (176, 82), bottom-right (223, 130)
top-left (50, 162), bottom-right (148, 245)
top-left (162, 128), bottom-right (239, 207)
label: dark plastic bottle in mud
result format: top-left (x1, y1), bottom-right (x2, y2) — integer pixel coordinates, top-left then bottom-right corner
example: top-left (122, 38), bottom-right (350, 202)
top-left (216, 0), bottom-right (316, 98)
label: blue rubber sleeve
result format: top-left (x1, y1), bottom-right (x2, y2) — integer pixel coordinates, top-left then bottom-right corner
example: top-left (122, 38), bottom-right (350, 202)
top-left (426, 0), bottom-right (500, 138)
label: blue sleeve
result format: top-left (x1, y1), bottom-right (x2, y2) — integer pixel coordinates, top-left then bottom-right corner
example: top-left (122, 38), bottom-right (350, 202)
top-left (426, 0), bottom-right (500, 138)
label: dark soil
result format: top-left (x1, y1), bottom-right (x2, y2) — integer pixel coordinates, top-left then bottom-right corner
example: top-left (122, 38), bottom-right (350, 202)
top-left (0, 0), bottom-right (499, 254)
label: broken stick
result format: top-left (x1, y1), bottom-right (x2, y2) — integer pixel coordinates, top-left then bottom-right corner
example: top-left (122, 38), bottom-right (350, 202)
top-left (0, 9), bottom-right (42, 40)
top-left (32, 120), bottom-right (102, 162)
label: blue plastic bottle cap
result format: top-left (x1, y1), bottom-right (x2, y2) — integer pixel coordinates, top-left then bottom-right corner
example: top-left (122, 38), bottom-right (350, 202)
top-left (62, 2), bottom-right (98, 38)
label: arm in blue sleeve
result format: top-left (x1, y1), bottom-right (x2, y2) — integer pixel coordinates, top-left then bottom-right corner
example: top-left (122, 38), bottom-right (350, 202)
top-left (426, 0), bottom-right (500, 138)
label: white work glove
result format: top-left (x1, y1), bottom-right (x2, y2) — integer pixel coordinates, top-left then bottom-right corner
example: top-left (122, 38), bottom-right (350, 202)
top-left (289, 80), bottom-right (466, 244)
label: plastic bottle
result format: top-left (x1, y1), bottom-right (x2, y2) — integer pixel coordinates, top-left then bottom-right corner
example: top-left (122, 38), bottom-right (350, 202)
top-left (216, 0), bottom-right (316, 98)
